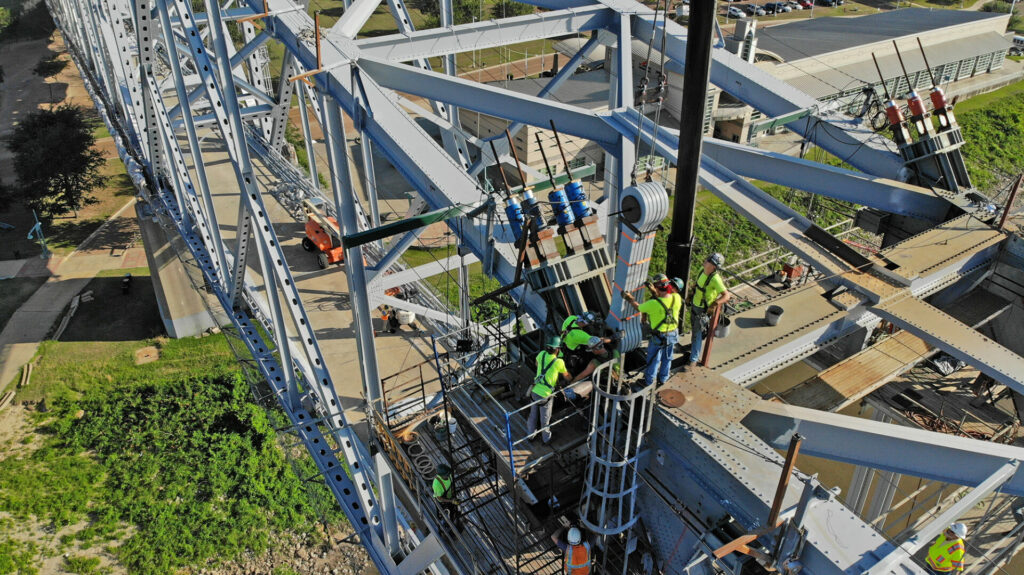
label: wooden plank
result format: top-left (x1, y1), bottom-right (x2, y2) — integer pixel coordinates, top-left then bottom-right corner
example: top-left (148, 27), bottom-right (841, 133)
top-left (781, 291), bottom-right (1010, 412)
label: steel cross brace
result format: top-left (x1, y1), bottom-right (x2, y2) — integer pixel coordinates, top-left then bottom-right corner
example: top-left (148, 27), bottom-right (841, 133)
top-left (743, 401), bottom-right (1024, 496)
top-left (357, 56), bottom-right (618, 147)
top-left (863, 460), bottom-right (1019, 575)
top-left (354, 5), bottom-right (613, 61)
top-left (252, 0), bottom-right (548, 320)
top-left (620, 1), bottom-right (910, 181)
top-left (166, 0), bottom-right (387, 540)
top-left (382, 0), bottom-right (471, 170)
top-left (466, 32), bottom-right (606, 177)
top-left (609, 108), bottom-right (956, 225)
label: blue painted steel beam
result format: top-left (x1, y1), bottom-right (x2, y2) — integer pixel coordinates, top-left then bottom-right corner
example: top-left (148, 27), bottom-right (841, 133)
top-left (358, 57), bottom-right (618, 147)
top-left (187, 104), bottom-right (274, 128)
top-left (743, 400), bottom-right (1024, 496)
top-left (621, 2), bottom-right (909, 180)
top-left (468, 32), bottom-right (605, 176)
top-left (328, 0), bottom-right (384, 39)
top-left (167, 31), bottom-right (271, 120)
top-left (172, 6), bottom-right (256, 23)
top-left (252, 0), bottom-right (548, 321)
top-left (608, 109), bottom-right (954, 223)
top-left (355, 6), bottom-right (613, 61)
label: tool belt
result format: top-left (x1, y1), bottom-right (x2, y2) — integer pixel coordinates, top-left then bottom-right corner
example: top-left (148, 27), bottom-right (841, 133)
top-left (692, 305), bottom-right (711, 336)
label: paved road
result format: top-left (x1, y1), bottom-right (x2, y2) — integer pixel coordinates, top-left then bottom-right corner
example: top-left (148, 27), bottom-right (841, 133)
top-left (0, 200), bottom-right (142, 388)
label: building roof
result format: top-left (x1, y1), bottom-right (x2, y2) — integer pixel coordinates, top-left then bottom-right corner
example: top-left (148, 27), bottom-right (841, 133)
top-left (490, 69), bottom-right (611, 110)
top-left (755, 8), bottom-right (1006, 62)
top-left (781, 31), bottom-right (1010, 99)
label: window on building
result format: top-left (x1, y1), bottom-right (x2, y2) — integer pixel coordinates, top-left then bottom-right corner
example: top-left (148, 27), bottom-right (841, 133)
top-left (991, 51), bottom-right (1005, 71)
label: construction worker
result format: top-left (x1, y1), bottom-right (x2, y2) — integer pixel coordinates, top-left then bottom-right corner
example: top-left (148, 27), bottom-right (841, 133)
top-left (687, 253), bottom-right (732, 369)
top-left (926, 523), bottom-right (966, 573)
top-left (561, 312), bottom-right (612, 373)
top-left (561, 312), bottom-right (601, 351)
top-left (623, 274), bottom-right (682, 387)
top-left (527, 336), bottom-right (571, 445)
top-left (432, 463), bottom-right (461, 529)
top-left (551, 526), bottom-right (592, 574)
top-left (569, 336), bottom-right (620, 390)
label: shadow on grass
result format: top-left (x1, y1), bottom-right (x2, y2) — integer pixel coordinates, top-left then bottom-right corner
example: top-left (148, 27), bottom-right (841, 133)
top-left (59, 274), bottom-right (164, 341)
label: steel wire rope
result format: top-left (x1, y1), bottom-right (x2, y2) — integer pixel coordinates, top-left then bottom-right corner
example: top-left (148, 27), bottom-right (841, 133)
top-left (646, 5), bottom-right (671, 183)
top-left (630, 0), bottom-right (667, 185)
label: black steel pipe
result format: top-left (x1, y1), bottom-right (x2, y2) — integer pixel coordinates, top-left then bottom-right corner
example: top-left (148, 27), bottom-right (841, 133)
top-left (666, 0), bottom-right (717, 280)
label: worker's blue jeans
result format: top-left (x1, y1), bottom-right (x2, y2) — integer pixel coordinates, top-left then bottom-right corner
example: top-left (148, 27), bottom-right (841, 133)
top-left (645, 330), bottom-right (677, 386)
top-left (690, 306), bottom-right (707, 363)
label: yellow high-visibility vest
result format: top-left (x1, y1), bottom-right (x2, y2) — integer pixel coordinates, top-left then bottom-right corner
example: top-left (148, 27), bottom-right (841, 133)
top-left (926, 534), bottom-right (965, 572)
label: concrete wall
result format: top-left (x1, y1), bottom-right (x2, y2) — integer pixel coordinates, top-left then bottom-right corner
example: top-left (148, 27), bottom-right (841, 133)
top-left (136, 203), bottom-right (227, 338)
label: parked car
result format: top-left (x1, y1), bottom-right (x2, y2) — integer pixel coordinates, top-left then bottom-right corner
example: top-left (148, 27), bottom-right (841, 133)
top-left (787, 1), bottom-right (803, 9)
top-left (764, 2), bottom-right (791, 13)
top-left (726, 5), bottom-right (746, 17)
top-left (744, 3), bottom-right (767, 15)
top-left (799, 0), bottom-right (813, 7)
top-left (816, 0), bottom-right (837, 6)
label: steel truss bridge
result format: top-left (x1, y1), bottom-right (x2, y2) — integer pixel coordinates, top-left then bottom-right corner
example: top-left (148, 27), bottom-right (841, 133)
top-left (44, 0), bottom-right (1024, 570)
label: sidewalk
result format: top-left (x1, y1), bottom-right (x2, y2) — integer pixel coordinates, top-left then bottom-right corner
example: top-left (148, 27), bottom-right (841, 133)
top-left (0, 199), bottom-right (142, 388)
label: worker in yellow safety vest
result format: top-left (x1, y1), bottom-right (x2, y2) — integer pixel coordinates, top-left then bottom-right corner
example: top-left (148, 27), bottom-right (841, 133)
top-left (433, 463), bottom-right (462, 530)
top-left (526, 336), bottom-right (571, 444)
top-left (551, 526), bottom-right (592, 575)
top-left (623, 273), bottom-right (683, 387)
top-left (687, 253), bottom-right (732, 369)
top-left (926, 522), bottom-right (966, 573)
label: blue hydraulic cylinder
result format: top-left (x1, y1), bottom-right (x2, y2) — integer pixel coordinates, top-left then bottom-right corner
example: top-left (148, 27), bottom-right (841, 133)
top-left (548, 189), bottom-right (575, 227)
top-left (505, 196), bottom-right (525, 239)
top-left (564, 180), bottom-right (591, 220)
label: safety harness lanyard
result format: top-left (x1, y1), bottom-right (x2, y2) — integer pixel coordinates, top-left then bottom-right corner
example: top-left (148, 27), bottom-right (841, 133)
top-left (651, 293), bottom-right (679, 333)
top-left (535, 352), bottom-right (559, 394)
top-left (694, 270), bottom-right (719, 309)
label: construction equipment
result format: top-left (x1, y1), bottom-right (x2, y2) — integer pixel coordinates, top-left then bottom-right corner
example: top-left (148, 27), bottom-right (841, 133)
top-left (301, 197), bottom-right (344, 269)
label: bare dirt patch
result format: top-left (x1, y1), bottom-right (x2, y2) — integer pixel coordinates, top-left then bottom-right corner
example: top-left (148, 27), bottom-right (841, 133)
top-left (134, 345), bottom-right (159, 365)
top-left (189, 527), bottom-right (376, 575)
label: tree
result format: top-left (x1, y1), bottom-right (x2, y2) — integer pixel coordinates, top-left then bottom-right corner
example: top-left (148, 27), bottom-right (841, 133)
top-left (490, 0), bottom-right (533, 19)
top-left (3, 104), bottom-right (105, 218)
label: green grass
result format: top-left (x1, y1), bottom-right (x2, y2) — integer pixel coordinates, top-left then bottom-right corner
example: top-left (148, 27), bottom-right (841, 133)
top-left (954, 77), bottom-right (1024, 115)
top-left (0, 336), bottom-right (341, 574)
top-left (957, 79), bottom-right (1024, 190)
top-left (401, 245), bottom-right (503, 319)
top-left (0, 276), bottom-right (47, 333)
top-left (63, 556), bottom-right (102, 574)
top-left (0, 538), bottom-right (39, 575)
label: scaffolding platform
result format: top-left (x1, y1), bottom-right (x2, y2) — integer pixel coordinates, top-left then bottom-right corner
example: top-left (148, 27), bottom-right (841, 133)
top-left (400, 407), bottom-right (565, 575)
top-left (447, 363), bottom-right (591, 479)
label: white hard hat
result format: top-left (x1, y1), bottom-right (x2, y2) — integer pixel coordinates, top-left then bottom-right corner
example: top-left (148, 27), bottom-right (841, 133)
top-left (949, 522), bottom-right (967, 538)
top-left (567, 527), bottom-right (582, 545)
